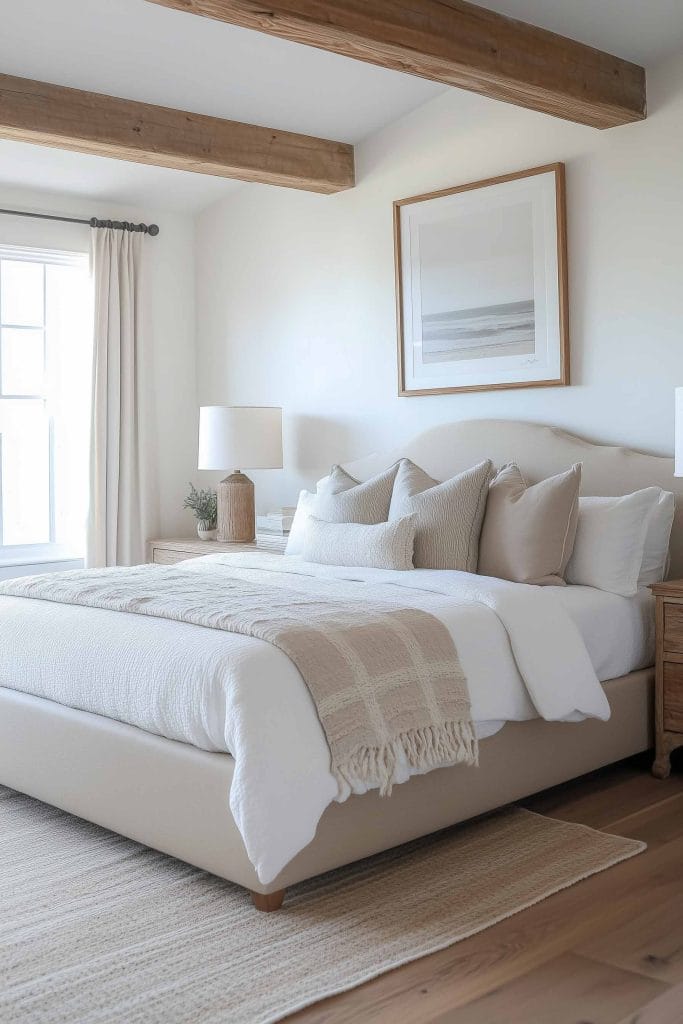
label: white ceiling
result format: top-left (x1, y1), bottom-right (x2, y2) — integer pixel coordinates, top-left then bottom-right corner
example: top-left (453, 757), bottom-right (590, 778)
top-left (0, 0), bottom-right (444, 212)
top-left (1, 0), bottom-right (683, 213)
top-left (0, 0), bottom-right (444, 142)
top-left (0, 140), bottom-right (241, 213)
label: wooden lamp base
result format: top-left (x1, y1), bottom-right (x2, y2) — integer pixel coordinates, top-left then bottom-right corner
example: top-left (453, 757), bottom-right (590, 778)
top-left (217, 471), bottom-right (255, 543)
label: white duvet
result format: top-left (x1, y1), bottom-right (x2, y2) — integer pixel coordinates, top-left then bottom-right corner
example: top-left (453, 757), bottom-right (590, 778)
top-left (0, 553), bottom-right (651, 883)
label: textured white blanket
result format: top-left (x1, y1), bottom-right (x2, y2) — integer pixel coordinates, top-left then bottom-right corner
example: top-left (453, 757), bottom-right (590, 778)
top-left (0, 553), bottom-right (610, 883)
top-left (0, 563), bottom-right (477, 797)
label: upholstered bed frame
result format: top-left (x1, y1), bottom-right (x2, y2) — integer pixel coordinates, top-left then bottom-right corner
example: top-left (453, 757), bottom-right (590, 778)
top-left (2, 420), bottom-right (680, 910)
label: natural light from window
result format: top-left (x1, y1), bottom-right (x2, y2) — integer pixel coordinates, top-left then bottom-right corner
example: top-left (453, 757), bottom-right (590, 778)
top-left (0, 245), bottom-right (92, 565)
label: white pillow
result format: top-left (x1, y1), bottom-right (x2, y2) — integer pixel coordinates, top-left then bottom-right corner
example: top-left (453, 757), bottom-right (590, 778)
top-left (638, 489), bottom-right (675, 587)
top-left (286, 465), bottom-right (400, 556)
top-left (565, 488), bottom-right (662, 596)
top-left (285, 490), bottom-right (316, 556)
top-left (301, 516), bottom-right (415, 570)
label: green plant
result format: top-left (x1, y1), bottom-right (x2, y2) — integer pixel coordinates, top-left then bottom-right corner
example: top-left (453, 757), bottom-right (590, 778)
top-left (184, 483), bottom-right (217, 526)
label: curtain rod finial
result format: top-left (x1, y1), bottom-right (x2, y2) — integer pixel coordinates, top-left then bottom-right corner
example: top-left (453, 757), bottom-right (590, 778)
top-left (148, 224), bottom-right (160, 237)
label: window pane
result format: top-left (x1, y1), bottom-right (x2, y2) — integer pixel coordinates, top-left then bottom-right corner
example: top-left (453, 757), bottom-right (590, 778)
top-left (0, 398), bottom-right (50, 545)
top-left (0, 251), bottom-right (91, 557)
top-left (1, 260), bottom-right (44, 327)
top-left (46, 262), bottom-right (93, 554)
top-left (1, 328), bottom-right (44, 395)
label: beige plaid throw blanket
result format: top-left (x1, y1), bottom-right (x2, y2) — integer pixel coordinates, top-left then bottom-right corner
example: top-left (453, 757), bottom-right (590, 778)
top-left (0, 564), bottom-right (477, 795)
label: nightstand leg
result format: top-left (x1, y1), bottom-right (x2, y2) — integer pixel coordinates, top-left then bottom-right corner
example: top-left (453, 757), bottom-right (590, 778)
top-left (652, 732), bottom-right (674, 779)
top-left (652, 751), bottom-right (671, 779)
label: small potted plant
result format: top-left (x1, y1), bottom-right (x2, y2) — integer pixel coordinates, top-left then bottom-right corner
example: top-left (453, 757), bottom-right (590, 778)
top-left (184, 483), bottom-right (218, 541)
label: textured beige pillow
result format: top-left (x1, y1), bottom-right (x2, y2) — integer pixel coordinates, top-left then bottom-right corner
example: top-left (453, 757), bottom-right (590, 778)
top-left (302, 515), bottom-right (416, 570)
top-left (478, 463), bottom-right (582, 586)
top-left (314, 464), bottom-right (398, 524)
top-left (388, 458), bottom-right (493, 571)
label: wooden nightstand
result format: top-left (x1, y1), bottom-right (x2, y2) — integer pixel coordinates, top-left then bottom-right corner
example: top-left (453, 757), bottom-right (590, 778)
top-left (148, 535), bottom-right (287, 565)
top-left (650, 580), bottom-right (683, 778)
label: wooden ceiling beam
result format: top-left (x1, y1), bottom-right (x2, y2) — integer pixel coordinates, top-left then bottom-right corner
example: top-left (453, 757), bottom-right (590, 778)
top-left (0, 73), bottom-right (355, 194)
top-left (147, 0), bottom-right (646, 129)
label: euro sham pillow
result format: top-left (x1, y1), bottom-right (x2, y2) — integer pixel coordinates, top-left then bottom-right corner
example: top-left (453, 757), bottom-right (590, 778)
top-left (315, 463), bottom-right (399, 525)
top-left (285, 489), bottom-right (317, 556)
top-left (477, 463), bottom-right (581, 586)
top-left (566, 487), bottom-right (665, 596)
top-left (301, 515), bottom-right (416, 570)
top-left (388, 458), bottom-right (493, 571)
top-left (638, 489), bottom-right (675, 587)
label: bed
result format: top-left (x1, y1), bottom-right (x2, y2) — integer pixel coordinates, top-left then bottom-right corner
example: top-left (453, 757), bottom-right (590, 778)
top-left (0, 419), bottom-right (680, 910)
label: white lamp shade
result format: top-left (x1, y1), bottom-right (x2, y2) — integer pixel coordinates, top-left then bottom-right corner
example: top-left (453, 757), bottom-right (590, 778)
top-left (676, 388), bottom-right (683, 477)
top-left (198, 406), bottom-right (283, 471)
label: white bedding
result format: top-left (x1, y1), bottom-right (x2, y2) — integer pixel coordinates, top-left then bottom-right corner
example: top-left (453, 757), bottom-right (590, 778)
top-left (0, 553), bottom-right (651, 884)
top-left (550, 583), bottom-right (654, 680)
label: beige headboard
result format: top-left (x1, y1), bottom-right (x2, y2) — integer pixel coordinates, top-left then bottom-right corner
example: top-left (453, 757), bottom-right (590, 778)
top-left (343, 419), bottom-right (683, 579)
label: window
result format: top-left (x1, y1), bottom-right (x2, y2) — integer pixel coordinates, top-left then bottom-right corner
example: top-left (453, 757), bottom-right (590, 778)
top-left (0, 246), bottom-right (92, 566)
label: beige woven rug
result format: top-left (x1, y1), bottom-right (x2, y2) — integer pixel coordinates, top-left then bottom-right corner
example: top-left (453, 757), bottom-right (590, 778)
top-left (0, 786), bottom-right (644, 1024)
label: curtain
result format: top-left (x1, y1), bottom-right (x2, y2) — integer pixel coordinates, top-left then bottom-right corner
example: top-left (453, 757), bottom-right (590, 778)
top-left (86, 226), bottom-right (154, 567)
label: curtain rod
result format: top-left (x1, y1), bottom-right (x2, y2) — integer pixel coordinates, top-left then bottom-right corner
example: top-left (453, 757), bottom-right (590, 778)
top-left (0, 208), bottom-right (160, 236)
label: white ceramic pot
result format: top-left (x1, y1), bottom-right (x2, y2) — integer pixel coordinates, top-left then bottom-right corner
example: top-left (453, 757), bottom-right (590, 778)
top-left (197, 521), bottom-right (218, 541)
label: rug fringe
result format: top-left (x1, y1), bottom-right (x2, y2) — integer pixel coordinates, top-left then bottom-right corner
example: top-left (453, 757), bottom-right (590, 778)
top-left (337, 720), bottom-right (478, 797)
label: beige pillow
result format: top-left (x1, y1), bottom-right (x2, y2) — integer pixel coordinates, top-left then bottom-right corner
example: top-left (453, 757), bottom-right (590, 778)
top-left (388, 458), bottom-right (493, 571)
top-left (315, 464), bottom-right (398, 524)
top-left (302, 515), bottom-right (415, 570)
top-left (478, 463), bottom-right (582, 586)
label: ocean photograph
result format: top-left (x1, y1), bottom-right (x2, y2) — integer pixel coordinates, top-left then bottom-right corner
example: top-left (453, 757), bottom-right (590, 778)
top-left (421, 299), bottom-right (536, 363)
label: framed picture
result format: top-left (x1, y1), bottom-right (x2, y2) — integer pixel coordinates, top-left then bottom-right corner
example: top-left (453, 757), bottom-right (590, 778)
top-left (395, 163), bottom-right (569, 396)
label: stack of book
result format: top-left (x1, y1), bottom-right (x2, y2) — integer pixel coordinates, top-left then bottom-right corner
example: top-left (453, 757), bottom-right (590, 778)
top-left (256, 508), bottom-right (296, 535)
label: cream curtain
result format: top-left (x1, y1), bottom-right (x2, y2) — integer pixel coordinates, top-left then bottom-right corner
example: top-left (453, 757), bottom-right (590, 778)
top-left (86, 226), bottom-right (154, 567)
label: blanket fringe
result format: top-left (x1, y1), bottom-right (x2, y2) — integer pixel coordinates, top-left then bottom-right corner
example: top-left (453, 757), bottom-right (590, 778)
top-left (336, 720), bottom-right (479, 797)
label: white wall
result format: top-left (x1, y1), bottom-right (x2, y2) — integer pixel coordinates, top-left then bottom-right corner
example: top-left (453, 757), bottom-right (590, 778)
top-left (0, 185), bottom-right (197, 541)
top-left (195, 49), bottom-right (683, 513)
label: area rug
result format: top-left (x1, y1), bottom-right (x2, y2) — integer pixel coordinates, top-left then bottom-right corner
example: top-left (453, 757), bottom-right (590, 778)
top-left (0, 786), bottom-right (644, 1024)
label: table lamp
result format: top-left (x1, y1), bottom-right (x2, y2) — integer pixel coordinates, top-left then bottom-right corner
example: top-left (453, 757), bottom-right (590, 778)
top-left (198, 406), bottom-right (283, 543)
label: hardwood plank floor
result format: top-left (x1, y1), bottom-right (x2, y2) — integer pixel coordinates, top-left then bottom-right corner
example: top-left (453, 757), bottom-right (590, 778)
top-left (438, 953), bottom-right (669, 1024)
top-left (616, 981), bottom-right (683, 1024)
top-left (577, 889), bottom-right (683, 985)
top-left (289, 753), bottom-right (683, 1024)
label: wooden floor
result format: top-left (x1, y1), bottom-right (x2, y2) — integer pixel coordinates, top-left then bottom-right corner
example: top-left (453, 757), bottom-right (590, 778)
top-left (290, 752), bottom-right (683, 1024)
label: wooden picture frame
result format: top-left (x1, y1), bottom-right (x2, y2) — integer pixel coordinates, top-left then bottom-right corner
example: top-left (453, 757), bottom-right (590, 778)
top-left (395, 163), bottom-right (569, 396)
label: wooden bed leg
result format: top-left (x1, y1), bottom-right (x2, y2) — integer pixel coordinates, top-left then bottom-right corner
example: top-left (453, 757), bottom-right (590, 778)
top-left (250, 888), bottom-right (285, 912)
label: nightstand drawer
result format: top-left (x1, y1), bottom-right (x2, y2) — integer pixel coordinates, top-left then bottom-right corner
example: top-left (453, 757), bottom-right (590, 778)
top-left (651, 583), bottom-right (683, 777)
top-left (149, 536), bottom-right (287, 566)
top-left (663, 603), bottom-right (683, 654)
top-left (151, 547), bottom-right (198, 565)
top-left (663, 662), bottom-right (683, 732)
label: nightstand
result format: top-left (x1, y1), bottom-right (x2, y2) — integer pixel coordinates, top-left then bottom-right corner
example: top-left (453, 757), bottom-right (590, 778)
top-left (148, 535), bottom-right (287, 565)
top-left (650, 580), bottom-right (683, 778)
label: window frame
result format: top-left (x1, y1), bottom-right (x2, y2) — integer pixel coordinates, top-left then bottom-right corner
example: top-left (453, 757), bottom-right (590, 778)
top-left (0, 244), bottom-right (90, 567)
